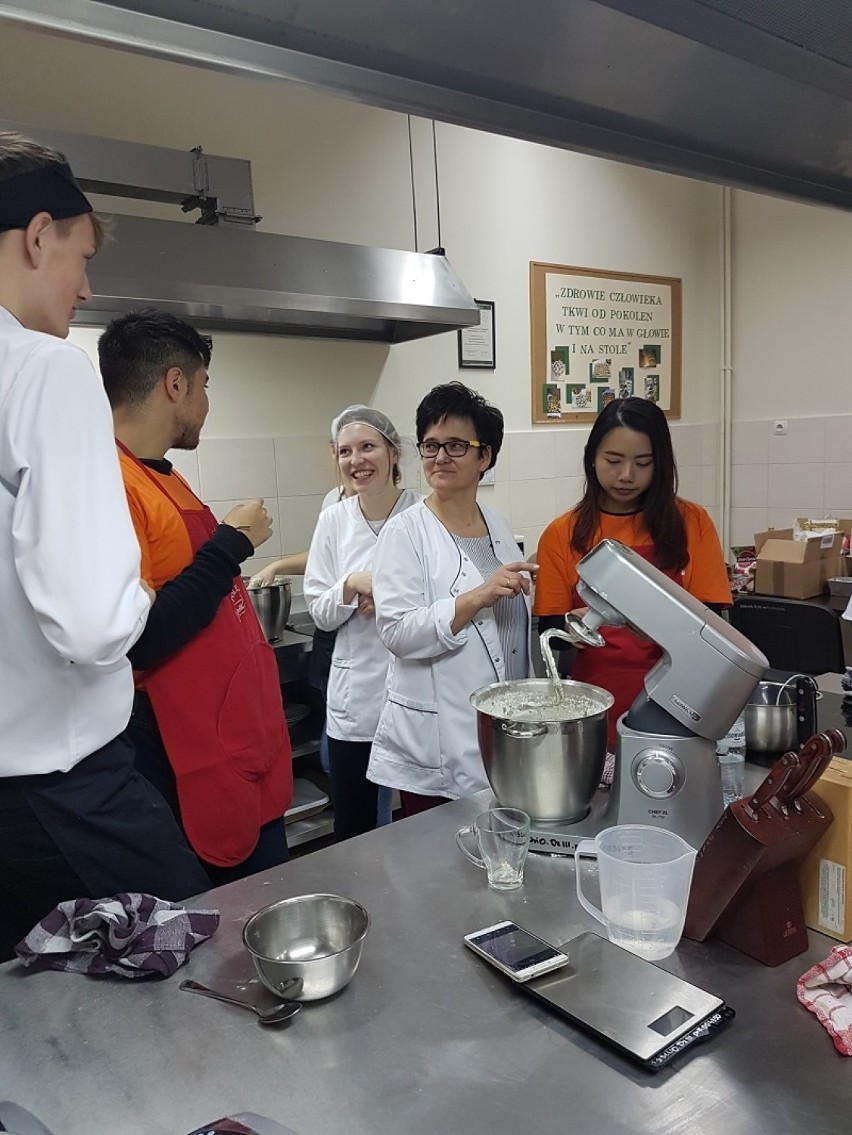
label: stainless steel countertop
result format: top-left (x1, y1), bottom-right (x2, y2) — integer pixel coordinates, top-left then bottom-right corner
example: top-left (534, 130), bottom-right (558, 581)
top-left (2, 786), bottom-right (851, 1135)
top-left (270, 627), bottom-right (313, 651)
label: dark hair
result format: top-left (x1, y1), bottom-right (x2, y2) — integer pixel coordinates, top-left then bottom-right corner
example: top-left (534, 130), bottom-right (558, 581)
top-left (98, 309), bottom-right (212, 408)
top-left (415, 381), bottom-right (503, 476)
top-left (571, 397), bottom-right (687, 572)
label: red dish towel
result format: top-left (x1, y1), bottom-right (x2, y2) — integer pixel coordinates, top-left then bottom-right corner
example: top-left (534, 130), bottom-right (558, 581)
top-left (797, 945), bottom-right (852, 1056)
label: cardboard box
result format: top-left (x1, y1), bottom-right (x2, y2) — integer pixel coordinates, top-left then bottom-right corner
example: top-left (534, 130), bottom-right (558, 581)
top-left (828, 576), bottom-right (852, 613)
top-left (753, 525), bottom-right (844, 600)
top-left (800, 759), bottom-right (852, 942)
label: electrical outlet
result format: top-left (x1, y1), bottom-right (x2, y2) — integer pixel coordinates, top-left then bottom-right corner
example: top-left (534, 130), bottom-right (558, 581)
top-left (773, 420), bottom-right (788, 436)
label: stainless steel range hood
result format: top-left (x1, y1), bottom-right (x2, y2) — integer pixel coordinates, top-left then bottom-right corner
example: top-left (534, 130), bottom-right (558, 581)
top-left (4, 0), bottom-right (852, 211)
top-left (76, 215), bottom-right (480, 343)
top-left (0, 118), bottom-right (479, 343)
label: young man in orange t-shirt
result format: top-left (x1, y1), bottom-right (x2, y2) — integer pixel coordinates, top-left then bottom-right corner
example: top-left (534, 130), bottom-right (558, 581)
top-left (100, 309), bottom-right (293, 885)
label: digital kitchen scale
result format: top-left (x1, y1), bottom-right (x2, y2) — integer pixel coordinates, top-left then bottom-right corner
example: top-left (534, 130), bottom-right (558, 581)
top-left (523, 932), bottom-right (734, 1072)
top-left (481, 782), bottom-right (619, 856)
top-left (525, 788), bottom-right (616, 856)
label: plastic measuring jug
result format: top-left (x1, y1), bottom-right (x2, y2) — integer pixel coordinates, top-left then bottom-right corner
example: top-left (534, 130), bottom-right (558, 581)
top-left (575, 825), bottom-right (697, 960)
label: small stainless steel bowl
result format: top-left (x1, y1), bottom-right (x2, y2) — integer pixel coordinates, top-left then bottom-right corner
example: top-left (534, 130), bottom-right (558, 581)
top-left (743, 681), bottom-right (797, 753)
top-left (244, 577), bottom-right (292, 642)
top-left (242, 894), bottom-right (369, 1002)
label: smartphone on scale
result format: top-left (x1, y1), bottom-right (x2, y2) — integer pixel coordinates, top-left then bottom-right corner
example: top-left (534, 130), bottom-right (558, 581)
top-left (463, 920), bottom-right (571, 982)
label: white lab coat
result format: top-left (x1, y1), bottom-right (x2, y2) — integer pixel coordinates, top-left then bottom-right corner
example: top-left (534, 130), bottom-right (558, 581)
top-left (303, 489), bottom-right (420, 741)
top-left (0, 306), bottom-right (149, 776)
top-left (369, 501), bottom-right (532, 798)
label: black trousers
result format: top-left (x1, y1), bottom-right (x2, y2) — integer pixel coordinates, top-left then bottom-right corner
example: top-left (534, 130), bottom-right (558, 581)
top-left (326, 736), bottom-right (378, 843)
top-left (129, 693), bottom-right (289, 887)
top-left (0, 733), bottom-right (211, 962)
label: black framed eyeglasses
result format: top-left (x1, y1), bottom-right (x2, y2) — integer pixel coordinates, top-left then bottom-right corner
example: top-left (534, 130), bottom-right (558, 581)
top-left (417, 438), bottom-right (483, 459)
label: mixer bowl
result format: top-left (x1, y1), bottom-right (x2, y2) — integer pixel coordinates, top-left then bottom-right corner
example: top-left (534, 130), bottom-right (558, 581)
top-left (471, 678), bottom-right (614, 823)
top-left (244, 577), bottom-right (292, 641)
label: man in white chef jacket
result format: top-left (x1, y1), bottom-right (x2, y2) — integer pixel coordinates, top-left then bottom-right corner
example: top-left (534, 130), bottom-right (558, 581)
top-left (0, 131), bottom-right (209, 960)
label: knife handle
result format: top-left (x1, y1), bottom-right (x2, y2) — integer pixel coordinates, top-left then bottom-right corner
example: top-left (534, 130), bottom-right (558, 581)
top-left (792, 729), bottom-right (848, 800)
top-left (823, 727), bottom-right (847, 756)
top-left (776, 733), bottom-right (829, 804)
top-left (748, 751), bottom-right (800, 815)
top-left (781, 729), bottom-right (847, 805)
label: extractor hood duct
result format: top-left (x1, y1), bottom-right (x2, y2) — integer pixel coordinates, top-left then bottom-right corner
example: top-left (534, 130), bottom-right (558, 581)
top-left (4, 0), bottom-right (852, 211)
top-left (0, 119), bottom-right (479, 342)
top-left (77, 215), bottom-right (480, 342)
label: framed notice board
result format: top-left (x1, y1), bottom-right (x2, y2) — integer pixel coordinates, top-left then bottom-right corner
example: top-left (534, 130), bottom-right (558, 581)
top-left (530, 262), bottom-right (682, 425)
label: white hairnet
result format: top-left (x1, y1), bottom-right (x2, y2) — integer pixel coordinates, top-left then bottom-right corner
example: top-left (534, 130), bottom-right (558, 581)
top-left (332, 405), bottom-right (401, 453)
top-left (330, 404), bottom-right (369, 441)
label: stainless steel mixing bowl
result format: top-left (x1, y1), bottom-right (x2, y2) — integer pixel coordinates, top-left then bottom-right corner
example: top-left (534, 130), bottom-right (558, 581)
top-left (242, 893), bottom-right (370, 1001)
top-left (471, 678), bottom-right (614, 823)
top-left (743, 680), bottom-right (798, 753)
top-left (244, 577), bottom-right (292, 641)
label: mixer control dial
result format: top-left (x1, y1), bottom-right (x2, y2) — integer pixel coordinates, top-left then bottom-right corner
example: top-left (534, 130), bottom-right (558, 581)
top-left (632, 750), bottom-right (683, 799)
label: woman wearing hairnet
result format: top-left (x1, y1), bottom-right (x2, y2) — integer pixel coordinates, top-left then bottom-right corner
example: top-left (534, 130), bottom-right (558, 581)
top-left (248, 403), bottom-right (365, 585)
top-left (303, 407), bottom-right (420, 840)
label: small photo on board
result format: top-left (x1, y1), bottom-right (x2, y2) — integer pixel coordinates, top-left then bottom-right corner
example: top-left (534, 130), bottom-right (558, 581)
top-left (644, 374), bottom-right (660, 403)
top-left (639, 344), bottom-right (661, 369)
top-left (542, 384), bottom-right (562, 416)
top-left (550, 346), bottom-right (570, 379)
top-left (589, 358), bottom-right (612, 382)
top-left (597, 386), bottom-right (616, 412)
top-left (618, 367), bottom-right (634, 398)
top-left (568, 384), bottom-right (591, 409)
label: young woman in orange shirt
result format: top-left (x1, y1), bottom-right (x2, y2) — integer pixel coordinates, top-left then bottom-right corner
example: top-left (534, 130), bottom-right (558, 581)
top-left (534, 397), bottom-right (731, 745)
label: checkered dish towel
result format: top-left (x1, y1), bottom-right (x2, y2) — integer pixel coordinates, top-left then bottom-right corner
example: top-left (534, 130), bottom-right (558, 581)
top-left (14, 893), bottom-right (220, 979)
top-left (796, 945), bottom-right (852, 1056)
top-left (599, 751), bottom-right (616, 789)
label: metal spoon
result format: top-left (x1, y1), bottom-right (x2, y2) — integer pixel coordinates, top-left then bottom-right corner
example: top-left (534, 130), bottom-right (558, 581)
top-left (179, 979), bottom-right (301, 1026)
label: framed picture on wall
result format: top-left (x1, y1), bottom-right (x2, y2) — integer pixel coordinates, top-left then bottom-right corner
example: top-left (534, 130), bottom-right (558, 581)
top-left (529, 263), bottom-right (682, 424)
top-left (458, 299), bottom-right (496, 369)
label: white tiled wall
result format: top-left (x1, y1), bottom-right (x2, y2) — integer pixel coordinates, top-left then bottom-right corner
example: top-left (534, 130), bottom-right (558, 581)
top-left (172, 434), bottom-right (337, 587)
top-left (183, 410), bottom-right (848, 583)
top-left (192, 420), bottom-right (726, 586)
top-left (730, 414), bottom-right (852, 549)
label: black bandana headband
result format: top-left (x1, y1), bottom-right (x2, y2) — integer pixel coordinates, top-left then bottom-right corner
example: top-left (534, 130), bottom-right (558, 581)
top-left (0, 161), bottom-right (93, 233)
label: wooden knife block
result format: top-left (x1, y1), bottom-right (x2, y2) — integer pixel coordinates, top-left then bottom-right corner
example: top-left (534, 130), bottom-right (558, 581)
top-left (683, 790), bottom-right (833, 966)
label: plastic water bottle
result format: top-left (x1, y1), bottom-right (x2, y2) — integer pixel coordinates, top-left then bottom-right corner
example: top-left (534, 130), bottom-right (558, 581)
top-left (717, 713), bottom-right (746, 807)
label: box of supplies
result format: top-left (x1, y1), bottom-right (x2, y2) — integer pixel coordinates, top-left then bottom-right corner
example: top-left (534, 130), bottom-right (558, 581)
top-left (753, 526), bottom-right (844, 600)
top-left (828, 577), bottom-right (852, 612)
top-left (800, 758), bottom-right (852, 942)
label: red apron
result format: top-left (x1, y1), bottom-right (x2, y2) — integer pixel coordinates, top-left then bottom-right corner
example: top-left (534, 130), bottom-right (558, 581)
top-left (119, 443), bottom-right (292, 867)
top-left (572, 544), bottom-right (679, 748)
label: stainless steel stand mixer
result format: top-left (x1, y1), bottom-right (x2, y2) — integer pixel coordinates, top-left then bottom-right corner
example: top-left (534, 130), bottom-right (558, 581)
top-left (479, 539), bottom-right (769, 853)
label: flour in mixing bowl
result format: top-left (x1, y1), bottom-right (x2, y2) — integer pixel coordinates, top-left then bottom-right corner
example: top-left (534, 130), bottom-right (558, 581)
top-left (483, 689), bottom-right (602, 722)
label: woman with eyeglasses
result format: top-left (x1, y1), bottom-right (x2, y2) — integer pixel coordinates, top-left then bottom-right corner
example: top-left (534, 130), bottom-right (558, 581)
top-left (303, 407), bottom-right (420, 841)
top-left (369, 382), bottom-right (537, 815)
